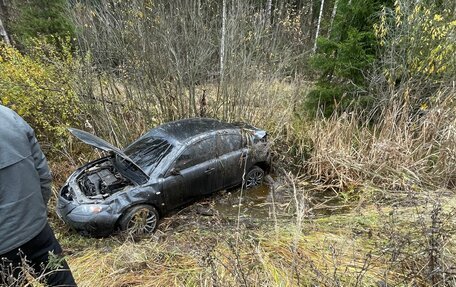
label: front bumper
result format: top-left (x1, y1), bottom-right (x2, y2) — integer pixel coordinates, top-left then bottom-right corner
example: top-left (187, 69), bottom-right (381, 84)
top-left (57, 196), bottom-right (119, 237)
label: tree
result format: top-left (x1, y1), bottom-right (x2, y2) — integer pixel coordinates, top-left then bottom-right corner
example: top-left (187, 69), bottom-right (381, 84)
top-left (328, 0), bottom-right (338, 36)
top-left (374, 0), bottom-right (455, 104)
top-left (313, 0), bottom-right (325, 53)
top-left (8, 0), bottom-right (74, 47)
top-left (0, 0), bottom-right (10, 45)
top-left (0, 16), bottom-right (9, 45)
top-left (305, 0), bottom-right (392, 117)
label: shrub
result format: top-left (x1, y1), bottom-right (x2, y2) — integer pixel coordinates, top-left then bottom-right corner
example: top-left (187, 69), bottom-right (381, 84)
top-left (8, 0), bottom-right (75, 48)
top-left (0, 39), bottom-right (80, 150)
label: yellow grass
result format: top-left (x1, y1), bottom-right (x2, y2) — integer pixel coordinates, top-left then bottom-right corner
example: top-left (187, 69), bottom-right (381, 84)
top-left (54, 199), bottom-right (454, 287)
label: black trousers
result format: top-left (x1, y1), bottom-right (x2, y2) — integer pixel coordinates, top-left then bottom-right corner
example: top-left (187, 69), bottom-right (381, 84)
top-left (0, 223), bottom-right (77, 287)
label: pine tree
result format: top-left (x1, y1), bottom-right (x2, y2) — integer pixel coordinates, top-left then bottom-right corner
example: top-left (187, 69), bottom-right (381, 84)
top-left (305, 0), bottom-right (392, 117)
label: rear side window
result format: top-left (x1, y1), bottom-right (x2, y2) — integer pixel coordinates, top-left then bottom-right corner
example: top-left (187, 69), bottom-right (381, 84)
top-left (175, 137), bottom-right (215, 170)
top-left (216, 133), bottom-right (242, 156)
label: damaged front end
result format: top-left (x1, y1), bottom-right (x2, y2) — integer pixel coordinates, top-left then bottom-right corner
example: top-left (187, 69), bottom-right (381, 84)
top-left (57, 128), bottom-right (153, 236)
top-left (57, 157), bottom-right (130, 236)
top-left (61, 157), bottom-right (135, 201)
top-left (57, 154), bottom-right (159, 237)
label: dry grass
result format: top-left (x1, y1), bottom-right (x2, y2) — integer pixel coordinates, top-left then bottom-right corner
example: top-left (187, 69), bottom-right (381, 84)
top-left (50, 190), bottom-right (455, 287)
top-left (62, 224), bottom-right (380, 286)
top-left (304, 90), bottom-right (456, 193)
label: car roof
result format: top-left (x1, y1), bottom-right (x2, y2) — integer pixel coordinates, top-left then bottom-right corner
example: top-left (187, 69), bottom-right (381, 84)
top-left (145, 118), bottom-right (237, 145)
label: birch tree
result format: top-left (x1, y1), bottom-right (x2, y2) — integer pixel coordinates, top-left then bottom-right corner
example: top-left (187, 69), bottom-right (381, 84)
top-left (220, 0), bottom-right (226, 84)
top-left (313, 0), bottom-right (325, 53)
top-left (219, 0), bottom-right (227, 118)
top-left (0, 16), bottom-right (9, 45)
top-left (0, 0), bottom-right (9, 45)
top-left (266, 0), bottom-right (272, 25)
top-left (328, 0), bottom-right (338, 37)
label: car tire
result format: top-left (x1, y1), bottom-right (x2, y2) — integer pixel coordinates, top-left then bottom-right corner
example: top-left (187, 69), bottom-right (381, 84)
top-left (119, 204), bottom-right (159, 235)
top-left (244, 166), bottom-right (265, 189)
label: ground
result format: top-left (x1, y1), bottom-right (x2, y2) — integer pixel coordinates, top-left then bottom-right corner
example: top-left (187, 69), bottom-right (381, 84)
top-left (51, 182), bottom-right (456, 287)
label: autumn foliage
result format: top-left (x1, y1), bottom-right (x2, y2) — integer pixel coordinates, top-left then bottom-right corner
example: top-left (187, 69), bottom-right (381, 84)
top-left (0, 39), bottom-right (80, 149)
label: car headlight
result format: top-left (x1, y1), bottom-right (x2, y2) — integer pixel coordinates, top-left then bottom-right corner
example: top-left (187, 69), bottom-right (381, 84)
top-left (72, 204), bottom-right (110, 215)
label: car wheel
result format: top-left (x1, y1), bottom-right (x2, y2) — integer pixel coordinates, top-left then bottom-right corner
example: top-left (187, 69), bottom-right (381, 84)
top-left (119, 204), bottom-right (159, 235)
top-left (245, 166), bottom-right (264, 189)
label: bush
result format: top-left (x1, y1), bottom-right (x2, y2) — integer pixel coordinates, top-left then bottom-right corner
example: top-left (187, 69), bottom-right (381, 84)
top-left (0, 39), bottom-right (80, 150)
top-left (8, 0), bottom-right (75, 48)
top-left (373, 0), bottom-right (455, 105)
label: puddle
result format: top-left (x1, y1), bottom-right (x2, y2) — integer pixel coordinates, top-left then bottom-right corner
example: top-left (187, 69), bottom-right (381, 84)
top-left (206, 177), bottom-right (299, 226)
top-left (162, 176), bottom-right (353, 232)
top-left (213, 184), bottom-right (280, 219)
top-left (160, 180), bottom-right (293, 232)
top-left (210, 181), bottom-right (353, 221)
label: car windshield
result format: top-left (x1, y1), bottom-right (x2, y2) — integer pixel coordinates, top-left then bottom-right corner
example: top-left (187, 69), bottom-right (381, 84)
top-left (123, 136), bottom-right (174, 173)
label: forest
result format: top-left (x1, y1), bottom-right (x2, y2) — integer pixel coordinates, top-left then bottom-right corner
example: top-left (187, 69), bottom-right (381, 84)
top-left (0, 0), bottom-right (455, 286)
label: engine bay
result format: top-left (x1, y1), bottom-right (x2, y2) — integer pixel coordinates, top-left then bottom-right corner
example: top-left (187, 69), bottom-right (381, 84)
top-left (78, 160), bottom-right (132, 199)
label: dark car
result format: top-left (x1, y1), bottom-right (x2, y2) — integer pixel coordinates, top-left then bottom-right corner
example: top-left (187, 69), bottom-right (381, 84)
top-left (56, 118), bottom-right (270, 237)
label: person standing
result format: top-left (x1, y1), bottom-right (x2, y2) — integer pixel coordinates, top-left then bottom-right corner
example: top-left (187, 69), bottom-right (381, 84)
top-left (0, 105), bottom-right (77, 286)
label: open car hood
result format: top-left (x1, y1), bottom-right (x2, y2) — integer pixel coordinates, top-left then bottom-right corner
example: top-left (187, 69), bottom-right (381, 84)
top-left (68, 128), bottom-right (149, 179)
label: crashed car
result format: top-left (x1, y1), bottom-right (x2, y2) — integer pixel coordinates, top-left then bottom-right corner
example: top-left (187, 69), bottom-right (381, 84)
top-left (57, 118), bottom-right (270, 237)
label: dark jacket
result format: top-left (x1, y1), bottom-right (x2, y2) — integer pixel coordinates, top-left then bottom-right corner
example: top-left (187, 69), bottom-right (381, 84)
top-left (0, 105), bottom-right (52, 254)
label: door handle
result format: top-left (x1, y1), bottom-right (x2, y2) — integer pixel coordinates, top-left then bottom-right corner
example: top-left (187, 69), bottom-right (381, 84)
top-left (204, 167), bottom-right (215, 174)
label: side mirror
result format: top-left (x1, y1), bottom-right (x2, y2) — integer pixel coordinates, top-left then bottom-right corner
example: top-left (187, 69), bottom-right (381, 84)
top-left (170, 167), bottom-right (181, 176)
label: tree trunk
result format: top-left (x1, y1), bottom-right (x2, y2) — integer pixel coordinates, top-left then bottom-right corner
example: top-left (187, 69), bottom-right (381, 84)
top-left (0, 16), bottom-right (9, 45)
top-left (328, 0), bottom-right (338, 37)
top-left (266, 0), bottom-right (272, 25)
top-left (306, 0), bottom-right (314, 41)
top-left (313, 0), bottom-right (325, 53)
top-left (0, 0), bottom-right (9, 46)
top-left (219, 0), bottom-right (227, 118)
top-left (220, 0), bottom-right (226, 84)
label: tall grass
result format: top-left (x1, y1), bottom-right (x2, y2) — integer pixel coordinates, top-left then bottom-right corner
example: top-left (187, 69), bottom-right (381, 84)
top-left (304, 89), bottom-right (456, 193)
top-left (58, 191), bottom-right (455, 287)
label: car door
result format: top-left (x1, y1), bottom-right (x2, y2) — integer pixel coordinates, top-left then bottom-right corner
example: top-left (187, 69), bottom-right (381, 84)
top-left (215, 132), bottom-right (245, 188)
top-left (161, 136), bottom-right (220, 210)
